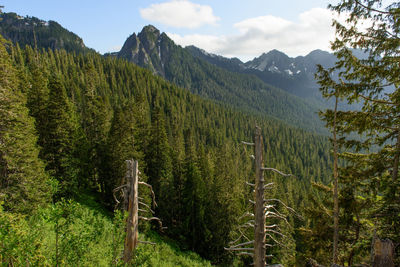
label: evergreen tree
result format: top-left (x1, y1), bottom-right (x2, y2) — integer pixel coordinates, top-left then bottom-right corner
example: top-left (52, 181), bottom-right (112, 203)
top-left (0, 35), bottom-right (51, 213)
top-left (316, 0), bottom-right (400, 264)
top-left (101, 102), bottom-right (140, 204)
top-left (41, 75), bottom-right (80, 195)
top-left (81, 62), bottom-right (111, 189)
top-left (182, 130), bottom-right (208, 254)
top-left (145, 107), bottom-right (173, 221)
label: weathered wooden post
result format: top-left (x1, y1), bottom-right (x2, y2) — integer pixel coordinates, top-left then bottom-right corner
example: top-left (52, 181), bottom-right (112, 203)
top-left (254, 126), bottom-right (266, 267)
top-left (123, 159), bottom-right (139, 262)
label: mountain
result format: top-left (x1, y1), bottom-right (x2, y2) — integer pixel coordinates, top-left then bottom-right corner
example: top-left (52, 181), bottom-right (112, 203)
top-left (0, 12), bottom-right (94, 54)
top-left (117, 25), bottom-right (326, 134)
top-left (187, 46), bottom-right (337, 99)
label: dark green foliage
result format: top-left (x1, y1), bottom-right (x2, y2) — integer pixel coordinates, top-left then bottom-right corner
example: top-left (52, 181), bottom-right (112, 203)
top-left (1, 32), bottom-right (334, 264)
top-left (118, 26), bottom-right (327, 134)
top-left (41, 75), bottom-right (81, 195)
top-left (0, 12), bottom-right (93, 54)
top-left (0, 36), bottom-right (51, 213)
top-left (309, 0), bottom-right (400, 265)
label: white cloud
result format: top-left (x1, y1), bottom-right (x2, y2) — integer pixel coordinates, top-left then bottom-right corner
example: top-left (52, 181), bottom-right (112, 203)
top-left (168, 8), bottom-right (344, 61)
top-left (140, 0), bottom-right (219, 29)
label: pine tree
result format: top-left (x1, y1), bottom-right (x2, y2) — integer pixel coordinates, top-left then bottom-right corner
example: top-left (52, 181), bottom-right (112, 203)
top-left (145, 107), bottom-right (173, 214)
top-left (41, 74), bottom-right (80, 195)
top-left (0, 35), bottom-right (51, 213)
top-left (101, 102), bottom-right (140, 203)
top-left (81, 62), bottom-right (111, 189)
top-left (316, 0), bottom-right (400, 264)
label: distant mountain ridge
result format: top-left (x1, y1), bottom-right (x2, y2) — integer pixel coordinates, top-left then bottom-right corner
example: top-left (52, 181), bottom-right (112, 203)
top-left (187, 46), bottom-right (338, 99)
top-left (0, 12), bottom-right (94, 54)
top-left (117, 25), bottom-right (326, 133)
top-left (0, 12), bottom-right (328, 133)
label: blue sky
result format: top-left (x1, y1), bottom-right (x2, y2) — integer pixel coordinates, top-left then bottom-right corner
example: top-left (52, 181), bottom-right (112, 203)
top-left (2, 0), bottom-right (340, 61)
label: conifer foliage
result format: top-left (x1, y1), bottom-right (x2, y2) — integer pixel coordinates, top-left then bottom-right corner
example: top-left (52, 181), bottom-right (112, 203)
top-left (0, 32), bottom-right (332, 264)
top-left (314, 0), bottom-right (400, 265)
top-left (0, 36), bottom-right (51, 213)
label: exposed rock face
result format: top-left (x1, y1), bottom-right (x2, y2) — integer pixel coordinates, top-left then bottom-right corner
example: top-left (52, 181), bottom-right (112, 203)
top-left (118, 25), bottom-right (171, 77)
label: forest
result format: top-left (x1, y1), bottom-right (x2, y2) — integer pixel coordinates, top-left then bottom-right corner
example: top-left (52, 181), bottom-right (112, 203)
top-left (1, 0), bottom-right (400, 266)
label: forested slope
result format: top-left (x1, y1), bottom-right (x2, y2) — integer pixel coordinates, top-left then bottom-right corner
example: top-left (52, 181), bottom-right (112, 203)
top-left (1, 35), bottom-right (332, 265)
top-left (117, 26), bottom-right (326, 134)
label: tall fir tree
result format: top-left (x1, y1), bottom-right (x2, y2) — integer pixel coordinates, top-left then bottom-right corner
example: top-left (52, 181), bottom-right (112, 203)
top-left (0, 35), bottom-right (51, 213)
top-left (41, 74), bottom-right (80, 195)
top-left (316, 0), bottom-right (400, 264)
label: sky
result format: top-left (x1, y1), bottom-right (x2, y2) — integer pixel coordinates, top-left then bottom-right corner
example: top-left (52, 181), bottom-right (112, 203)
top-left (2, 0), bottom-right (343, 61)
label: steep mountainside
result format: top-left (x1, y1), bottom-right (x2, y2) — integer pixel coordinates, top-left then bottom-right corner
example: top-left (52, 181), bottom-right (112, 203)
top-left (187, 46), bottom-right (337, 99)
top-left (117, 25), bottom-right (326, 133)
top-left (0, 12), bottom-right (93, 54)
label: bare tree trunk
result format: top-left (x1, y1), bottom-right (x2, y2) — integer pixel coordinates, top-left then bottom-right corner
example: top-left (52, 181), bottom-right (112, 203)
top-left (333, 95), bottom-right (339, 264)
top-left (254, 126), bottom-right (266, 267)
top-left (123, 160), bottom-right (139, 263)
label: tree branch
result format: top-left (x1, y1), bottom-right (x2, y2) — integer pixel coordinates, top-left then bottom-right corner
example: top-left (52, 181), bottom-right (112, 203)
top-left (358, 94), bottom-right (396, 105)
top-left (261, 167), bottom-right (296, 178)
top-left (138, 216), bottom-right (166, 230)
top-left (241, 141), bottom-right (255, 146)
top-left (246, 182), bottom-right (255, 187)
top-left (138, 181), bottom-right (158, 207)
top-left (354, 0), bottom-right (391, 14)
top-left (139, 201), bottom-right (155, 214)
top-left (228, 240), bottom-right (254, 249)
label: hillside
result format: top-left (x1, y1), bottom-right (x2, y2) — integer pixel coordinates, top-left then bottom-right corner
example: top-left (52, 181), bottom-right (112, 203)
top-left (0, 12), bottom-right (94, 54)
top-left (186, 46), bottom-right (337, 100)
top-left (0, 14), bottom-right (327, 134)
top-left (116, 25), bottom-right (326, 134)
top-left (1, 33), bottom-right (332, 265)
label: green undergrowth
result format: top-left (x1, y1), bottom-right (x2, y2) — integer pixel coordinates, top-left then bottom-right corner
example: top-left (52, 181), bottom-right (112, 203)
top-left (0, 193), bottom-right (211, 266)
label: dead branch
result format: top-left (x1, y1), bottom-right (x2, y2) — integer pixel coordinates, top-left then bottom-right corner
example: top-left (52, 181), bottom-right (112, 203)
top-left (138, 208), bottom-right (151, 213)
top-left (265, 224), bottom-right (279, 229)
top-left (263, 182), bottom-right (274, 189)
top-left (138, 216), bottom-right (166, 230)
top-left (112, 184), bottom-right (128, 204)
top-left (265, 211), bottom-right (290, 225)
top-left (239, 229), bottom-right (251, 242)
top-left (239, 212), bottom-right (254, 220)
top-left (265, 229), bottom-right (285, 237)
top-left (264, 198), bottom-right (300, 218)
top-left (265, 233), bottom-right (286, 247)
top-left (246, 182), bottom-right (255, 187)
top-left (229, 231), bottom-right (251, 245)
top-left (241, 141), bottom-right (255, 146)
top-left (228, 240), bottom-right (255, 249)
top-left (239, 223), bottom-right (254, 230)
top-left (261, 167), bottom-right (296, 178)
top-left (138, 181), bottom-right (158, 208)
top-left (139, 201), bottom-right (155, 214)
top-left (249, 199), bottom-right (255, 204)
